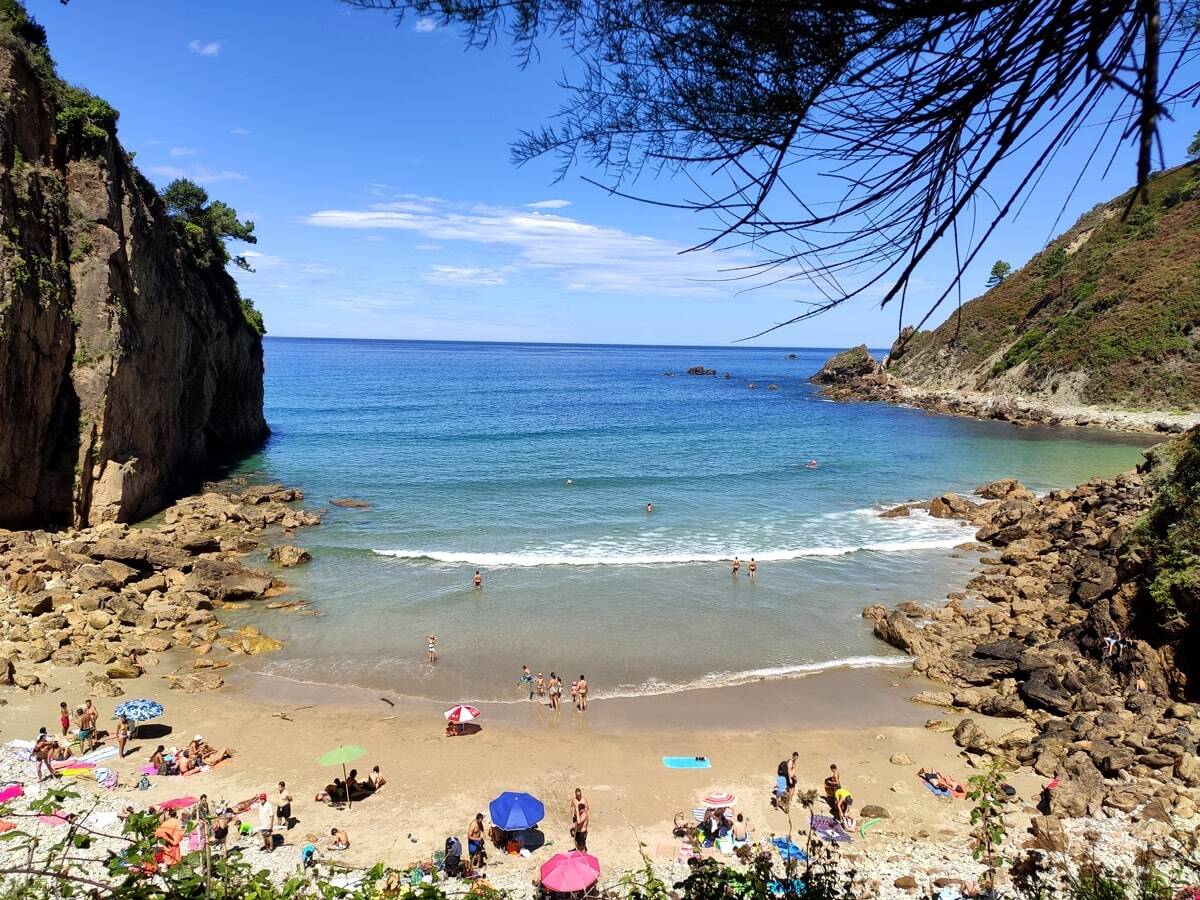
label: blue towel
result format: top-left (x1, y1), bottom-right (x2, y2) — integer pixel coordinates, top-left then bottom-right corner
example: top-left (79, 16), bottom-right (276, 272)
top-left (662, 756), bottom-right (711, 769)
top-left (770, 837), bottom-right (808, 861)
top-left (920, 778), bottom-right (952, 799)
top-left (769, 879), bottom-right (806, 896)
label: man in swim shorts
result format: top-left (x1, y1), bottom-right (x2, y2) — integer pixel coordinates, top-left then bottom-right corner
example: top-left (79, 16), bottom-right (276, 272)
top-left (748, 558), bottom-right (757, 577)
top-left (467, 812), bottom-right (486, 867)
top-left (571, 788), bottom-right (590, 851)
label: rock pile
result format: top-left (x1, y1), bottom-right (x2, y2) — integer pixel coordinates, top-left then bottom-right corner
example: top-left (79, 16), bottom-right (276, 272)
top-left (0, 484), bottom-right (319, 696)
top-left (864, 473), bottom-right (1200, 821)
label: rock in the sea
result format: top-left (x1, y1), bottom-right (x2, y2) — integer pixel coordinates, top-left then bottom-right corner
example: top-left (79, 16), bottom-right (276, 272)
top-left (267, 544), bottom-right (311, 567)
top-left (809, 344), bottom-right (878, 384)
top-left (329, 498), bottom-right (371, 509)
top-left (223, 626), bottom-right (282, 655)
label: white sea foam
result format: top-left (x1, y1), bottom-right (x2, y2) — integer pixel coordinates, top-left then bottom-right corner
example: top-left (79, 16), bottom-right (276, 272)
top-left (371, 535), bottom-right (969, 567)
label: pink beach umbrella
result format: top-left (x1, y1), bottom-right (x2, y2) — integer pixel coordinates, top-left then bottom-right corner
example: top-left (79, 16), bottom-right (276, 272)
top-left (444, 704), bottom-right (481, 724)
top-left (540, 850), bottom-right (601, 893)
top-left (702, 791), bottom-right (736, 807)
top-left (156, 797), bottom-right (198, 811)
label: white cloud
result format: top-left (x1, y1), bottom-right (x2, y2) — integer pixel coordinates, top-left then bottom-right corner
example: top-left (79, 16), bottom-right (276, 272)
top-left (423, 265), bottom-right (511, 287)
top-left (526, 199), bottom-right (572, 209)
top-left (413, 17), bottom-right (439, 33)
top-left (303, 197), bottom-right (761, 297)
top-left (169, 147), bottom-right (197, 157)
top-left (187, 40), bottom-right (221, 57)
top-left (231, 128), bottom-right (251, 136)
top-left (148, 164), bottom-right (247, 185)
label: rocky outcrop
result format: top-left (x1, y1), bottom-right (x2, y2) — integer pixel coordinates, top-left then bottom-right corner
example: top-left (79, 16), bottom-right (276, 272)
top-left (809, 344), bottom-right (879, 384)
top-left (0, 482), bottom-right (318, 696)
top-left (0, 15), bottom-right (266, 528)
top-left (865, 431), bottom-right (1200, 818)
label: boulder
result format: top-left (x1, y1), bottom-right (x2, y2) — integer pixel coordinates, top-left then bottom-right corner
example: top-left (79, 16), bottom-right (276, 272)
top-left (106, 660), bottom-right (143, 680)
top-left (329, 498), bottom-right (371, 509)
top-left (928, 493), bottom-right (977, 519)
top-left (219, 573), bottom-right (274, 601)
top-left (809, 345), bottom-right (877, 384)
top-left (1175, 753), bottom-right (1200, 787)
top-left (167, 671), bottom-right (224, 693)
top-left (15, 592), bottom-right (53, 617)
top-left (1028, 815), bottom-right (1068, 853)
top-left (177, 533), bottom-right (222, 555)
top-left (267, 545), bottom-right (311, 567)
top-left (893, 876), bottom-right (918, 890)
top-left (889, 753), bottom-right (914, 766)
top-left (953, 719), bottom-right (990, 753)
top-left (86, 675), bottom-right (124, 697)
top-left (861, 804), bottom-right (890, 819)
top-left (974, 638), bottom-right (1028, 662)
top-left (1019, 670), bottom-right (1074, 715)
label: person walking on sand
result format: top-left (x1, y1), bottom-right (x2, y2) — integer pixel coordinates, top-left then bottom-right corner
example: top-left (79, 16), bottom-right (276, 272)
top-left (732, 556), bottom-right (741, 576)
top-left (576, 675), bottom-right (589, 711)
top-left (774, 752), bottom-right (798, 809)
top-left (748, 558), bottom-right (757, 578)
top-left (570, 788), bottom-right (590, 851)
top-left (59, 702), bottom-right (70, 738)
top-left (256, 792), bottom-right (275, 852)
top-left (116, 715), bottom-right (131, 759)
top-left (427, 634), bottom-right (437, 665)
top-left (473, 570), bottom-right (483, 588)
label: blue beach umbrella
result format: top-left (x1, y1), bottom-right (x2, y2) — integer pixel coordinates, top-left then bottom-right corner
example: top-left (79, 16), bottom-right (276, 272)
top-left (113, 699), bottom-right (163, 737)
top-left (488, 791), bottom-right (545, 831)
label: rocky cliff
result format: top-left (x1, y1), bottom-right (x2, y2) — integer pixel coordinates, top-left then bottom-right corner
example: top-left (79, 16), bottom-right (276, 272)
top-left (0, 6), bottom-right (267, 528)
top-left (813, 161), bottom-right (1200, 433)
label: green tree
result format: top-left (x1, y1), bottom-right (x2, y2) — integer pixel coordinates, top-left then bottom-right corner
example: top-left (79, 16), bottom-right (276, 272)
top-left (987, 260), bottom-right (1013, 288)
top-left (349, 0), bottom-right (1195, 336)
top-left (161, 178), bottom-right (256, 268)
top-left (1189, 128), bottom-right (1200, 160)
top-left (1039, 247), bottom-right (1070, 299)
top-left (967, 760), bottom-right (1011, 894)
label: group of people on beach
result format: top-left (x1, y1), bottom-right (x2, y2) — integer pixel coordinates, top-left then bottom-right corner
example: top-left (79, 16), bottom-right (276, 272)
top-left (772, 754), bottom-right (854, 827)
top-left (520, 666), bottom-right (587, 710)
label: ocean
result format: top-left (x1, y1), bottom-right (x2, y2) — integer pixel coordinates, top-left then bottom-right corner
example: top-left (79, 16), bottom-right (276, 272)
top-left (230, 338), bottom-right (1152, 704)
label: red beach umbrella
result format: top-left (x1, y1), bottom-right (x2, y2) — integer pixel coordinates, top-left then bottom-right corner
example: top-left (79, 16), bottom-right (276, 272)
top-left (702, 791), bottom-right (736, 807)
top-left (444, 704), bottom-right (481, 724)
top-left (540, 851), bottom-right (600, 893)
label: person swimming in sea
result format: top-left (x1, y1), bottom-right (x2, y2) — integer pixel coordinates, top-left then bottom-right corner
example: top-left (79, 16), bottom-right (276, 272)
top-left (645, 501), bottom-right (653, 513)
top-left (566, 478), bottom-right (574, 486)
top-left (806, 459), bottom-right (819, 469)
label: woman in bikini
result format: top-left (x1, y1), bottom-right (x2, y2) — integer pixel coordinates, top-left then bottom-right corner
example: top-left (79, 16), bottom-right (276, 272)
top-left (116, 716), bottom-right (131, 759)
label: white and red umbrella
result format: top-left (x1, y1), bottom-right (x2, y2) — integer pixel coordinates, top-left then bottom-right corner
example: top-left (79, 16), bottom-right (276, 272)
top-left (444, 704), bottom-right (481, 724)
top-left (702, 791), bottom-right (737, 808)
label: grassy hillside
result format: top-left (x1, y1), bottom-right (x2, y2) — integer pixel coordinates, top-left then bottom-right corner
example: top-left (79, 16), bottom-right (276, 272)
top-left (893, 162), bottom-right (1200, 410)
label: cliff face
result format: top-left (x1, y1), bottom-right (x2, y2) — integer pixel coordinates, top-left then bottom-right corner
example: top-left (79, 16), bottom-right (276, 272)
top-left (0, 14), bottom-right (266, 528)
top-left (890, 162), bottom-right (1200, 411)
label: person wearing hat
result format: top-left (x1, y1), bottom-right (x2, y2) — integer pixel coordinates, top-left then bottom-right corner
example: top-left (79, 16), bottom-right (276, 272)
top-left (257, 792), bottom-right (276, 852)
top-left (187, 734), bottom-right (233, 767)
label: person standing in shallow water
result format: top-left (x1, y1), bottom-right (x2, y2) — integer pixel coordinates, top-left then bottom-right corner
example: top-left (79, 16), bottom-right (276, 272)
top-left (548, 672), bottom-right (562, 711)
top-left (748, 558), bottom-right (757, 578)
top-left (473, 570), bottom-right (482, 588)
top-left (731, 556), bottom-right (740, 576)
top-left (576, 675), bottom-right (589, 711)
top-left (427, 634), bottom-right (437, 665)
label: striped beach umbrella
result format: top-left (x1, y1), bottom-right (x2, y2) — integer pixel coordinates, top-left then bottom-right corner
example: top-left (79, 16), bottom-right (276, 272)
top-left (702, 791), bottom-right (736, 808)
top-left (444, 704), bottom-right (480, 724)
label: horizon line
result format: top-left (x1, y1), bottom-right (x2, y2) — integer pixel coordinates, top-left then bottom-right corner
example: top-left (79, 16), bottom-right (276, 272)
top-left (262, 335), bottom-right (889, 352)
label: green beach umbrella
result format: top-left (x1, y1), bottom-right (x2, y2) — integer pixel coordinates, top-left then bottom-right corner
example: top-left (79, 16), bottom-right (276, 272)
top-left (318, 745), bottom-right (367, 808)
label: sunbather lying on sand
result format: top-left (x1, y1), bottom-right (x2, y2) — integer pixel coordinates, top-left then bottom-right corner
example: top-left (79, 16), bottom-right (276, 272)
top-left (918, 768), bottom-right (966, 795)
top-left (187, 736), bottom-right (232, 766)
top-left (314, 780), bottom-right (349, 805)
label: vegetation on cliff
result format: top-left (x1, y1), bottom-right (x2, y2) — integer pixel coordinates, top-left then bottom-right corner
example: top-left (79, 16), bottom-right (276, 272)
top-left (1128, 427), bottom-right (1200, 642)
top-left (890, 160), bottom-right (1200, 411)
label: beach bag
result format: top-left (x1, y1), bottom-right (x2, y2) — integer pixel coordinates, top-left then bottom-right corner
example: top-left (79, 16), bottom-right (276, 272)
top-left (138, 775), bottom-right (151, 791)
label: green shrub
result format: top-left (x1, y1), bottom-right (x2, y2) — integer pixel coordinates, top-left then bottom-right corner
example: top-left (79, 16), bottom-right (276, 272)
top-left (55, 83), bottom-right (118, 148)
top-left (241, 297), bottom-right (266, 336)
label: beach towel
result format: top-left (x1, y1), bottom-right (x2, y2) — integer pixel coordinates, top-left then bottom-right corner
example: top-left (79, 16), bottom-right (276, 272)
top-left (50, 759), bottom-right (94, 771)
top-left (5, 740), bottom-right (34, 762)
top-left (769, 879), bottom-right (806, 897)
top-left (0, 785), bottom-right (24, 804)
top-left (79, 746), bottom-right (118, 764)
top-left (920, 778), bottom-right (952, 799)
top-left (0, 821), bottom-right (15, 834)
top-left (140, 765), bottom-right (158, 776)
top-left (37, 814), bottom-right (69, 826)
top-left (663, 756), bottom-right (711, 769)
top-left (770, 837), bottom-right (809, 862)
top-left (95, 768), bottom-right (118, 790)
top-left (859, 817), bottom-right (883, 839)
top-left (809, 815), bottom-right (852, 843)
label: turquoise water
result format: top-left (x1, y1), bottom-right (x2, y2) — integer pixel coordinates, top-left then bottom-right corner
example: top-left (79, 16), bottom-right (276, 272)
top-left (233, 338), bottom-right (1151, 703)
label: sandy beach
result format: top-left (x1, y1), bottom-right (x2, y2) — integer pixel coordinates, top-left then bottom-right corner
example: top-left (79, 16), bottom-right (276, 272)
top-left (1, 656), bottom-right (1053, 896)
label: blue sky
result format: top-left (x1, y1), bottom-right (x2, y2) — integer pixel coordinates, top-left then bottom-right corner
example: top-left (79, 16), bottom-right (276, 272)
top-left (28, 1), bottom-right (1200, 347)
